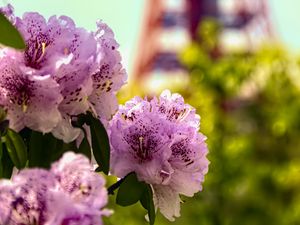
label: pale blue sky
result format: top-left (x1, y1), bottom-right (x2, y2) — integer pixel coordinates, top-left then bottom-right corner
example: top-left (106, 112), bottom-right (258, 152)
top-left (269, 0), bottom-right (300, 51)
top-left (1, 0), bottom-right (300, 72)
top-left (0, 0), bottom-right (145, 72)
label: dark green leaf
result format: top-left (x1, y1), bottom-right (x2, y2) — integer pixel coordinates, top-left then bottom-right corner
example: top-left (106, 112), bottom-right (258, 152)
top-left (28, 131), bottom-right (67, 168)
top-left (0, 120), bottom-right (8, 136)
top-left (4, 129), bottom-right (27, 169)
top-left (0, 13), bottom-right (25, 49)
top-left (116, 173), bottom-right (147, 206)
top-left (0, 144), bottom-right (14, 178)
top-left (140, 184), bottom-right (156, 225)
top-left (0, 107), bottom-right (7, 122)
top-left (19, 127), bottom-right (32, 145)
top-left (60, 141), bottom-right (78, 153)
top-left (71, 114), bottom-right (87, 128)
top-left (76, 135), bottom-right (91, 160)
top-left (0, 139), bottom-right (2, 159)
top-left (0, 142), bottom-right (3, 177)
top-left (95, 166), bottom-right (102, 172)
top-left (86, 112), bottom-right (110, 174)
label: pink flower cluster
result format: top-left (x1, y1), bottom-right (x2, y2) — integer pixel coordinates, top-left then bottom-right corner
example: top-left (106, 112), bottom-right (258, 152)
top-left (0, 152), bottom-right (110, 225)
top-left (109, 90), bottom-right (209, 220)
top-left (0, 5), bottom-right (126, 142)
top-left (0, 4), bottom-right (210, 223)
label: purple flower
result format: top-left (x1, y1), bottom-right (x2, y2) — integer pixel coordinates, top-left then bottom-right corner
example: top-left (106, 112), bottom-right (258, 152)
top-left (0, 180), bottom-right (16, 225)
top-left (0, 152), bottom-right (110, 225)
top-left (0, 56), bottom-right (62, 133)
top-left (109, 90), bottom-right (209, 221)
top-left (0, 7), bottom-right (89, 136)
top-left (0, 6), bottom-right (126, 140)
top-left (89, 21), bottom-right (127, 125)
top-left (51, 152), bottom-right (108, 209)
top-left (51, 61), bottom-right (93, 142)
top-left (46, 190), bottom-right (111, 225)
top-left (0, 169), bottom-right (58, 225)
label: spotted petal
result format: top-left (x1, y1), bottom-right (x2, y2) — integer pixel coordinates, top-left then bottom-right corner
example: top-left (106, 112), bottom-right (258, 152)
top-left (89, 21), bottom-right (127, 123)
top-left (0, 57), bottom-right (62, 133)
top-left (109, 90), bottom-right (209, 221)
top-left (51, 152), bottom-right (108, 209)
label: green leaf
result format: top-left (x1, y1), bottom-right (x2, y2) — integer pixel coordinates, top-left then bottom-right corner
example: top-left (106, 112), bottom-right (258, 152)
top-left (116, 173), bottom-right (147, 206)
top-left (95, 166), bottom-right (102, 172)
top-left (71, 114), bottom-right (86, 128)
top-left (0, 139), bottom-right (2, 160)
top-left (76, 135), bottom-right (91, 160)
top-left (0, 107), bottom-right (7, 122)
top-left (4, 129), bottom-right (27, 169)
top-left (86, 112), bottom-right (110, 174)
top-left (140, 184), bottom-right (156, 225)
top-left (0, 142), bottom-right (3, 177)
top-left (0, 144), bottom-right (14, 178)
top-left (0, 13), bottom-right (25, 49)
top-left (0, 120), bottom-right (9, 137)
top-left (28, 131), bottom-right (66, 168)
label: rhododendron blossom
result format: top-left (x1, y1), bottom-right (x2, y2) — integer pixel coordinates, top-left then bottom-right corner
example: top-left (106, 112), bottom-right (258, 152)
top-left (0, 152), bottom-right (110, 225)
top-left (0, 3), bottom-right (211, 223)
top-left (0, 56), bottom-right (62, 133)
top-left (0, 5), bottom-right (126, 142)
top-left (109, 90), bottom-right (209, 221)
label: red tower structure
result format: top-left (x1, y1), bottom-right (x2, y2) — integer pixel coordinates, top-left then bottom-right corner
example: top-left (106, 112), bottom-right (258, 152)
top-left (133, 0), bottom-right (273, 87)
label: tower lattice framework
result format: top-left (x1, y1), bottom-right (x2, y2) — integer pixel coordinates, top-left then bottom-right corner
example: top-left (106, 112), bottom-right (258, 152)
top-left (133, 0), bottom-right (274, 80)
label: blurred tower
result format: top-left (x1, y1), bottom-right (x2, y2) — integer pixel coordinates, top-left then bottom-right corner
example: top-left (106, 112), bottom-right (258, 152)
top-left (219, 0), bottom-right (274, 51)
top-left (133, 0), bottom-right (273, 88)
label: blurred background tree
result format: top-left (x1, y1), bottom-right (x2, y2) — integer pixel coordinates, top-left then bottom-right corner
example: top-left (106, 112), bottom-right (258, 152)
top-left (178, 19), bottom-right (300, 225)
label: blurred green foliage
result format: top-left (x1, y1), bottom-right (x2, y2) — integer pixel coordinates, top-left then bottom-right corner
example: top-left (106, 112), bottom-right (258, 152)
top-left (178, 19), bottom-right (300, 225)
top-left (113, 19), bottom-right (300, 225)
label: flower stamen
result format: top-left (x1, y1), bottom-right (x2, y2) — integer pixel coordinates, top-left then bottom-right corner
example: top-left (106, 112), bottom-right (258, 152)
top-left (139, 136), bottom-right (144, 156)
top-left (35, 42), bottom-right (47, 63)
top-left (177, 108), bottom-right (191, 122)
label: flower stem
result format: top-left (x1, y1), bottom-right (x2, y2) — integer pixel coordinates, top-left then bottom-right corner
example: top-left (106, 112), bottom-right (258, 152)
top-left (107, 178), bottom-right (125, 195)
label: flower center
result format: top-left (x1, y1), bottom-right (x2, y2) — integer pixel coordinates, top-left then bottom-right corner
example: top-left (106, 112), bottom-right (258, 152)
top-left (125, 130), bottom-right (161, 162)
top-left (24, 34), bottom-right (50, 69)
top-left (3, 75), bottom-right (34, 112)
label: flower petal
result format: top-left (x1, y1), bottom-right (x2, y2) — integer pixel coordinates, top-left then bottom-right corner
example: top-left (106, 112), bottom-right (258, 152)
top-left (0, 57), bottom-right (62, 133)
top-left (51, 114), bottom-right (81, 143)
top-left (152, 185), bottom-right (181, 221)
top-left (51, 152), bottom-right (108, 209)
top-left (89, 21), bottom-right (127, 121)
top-left (56, 61), bottom-right (93, 116)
